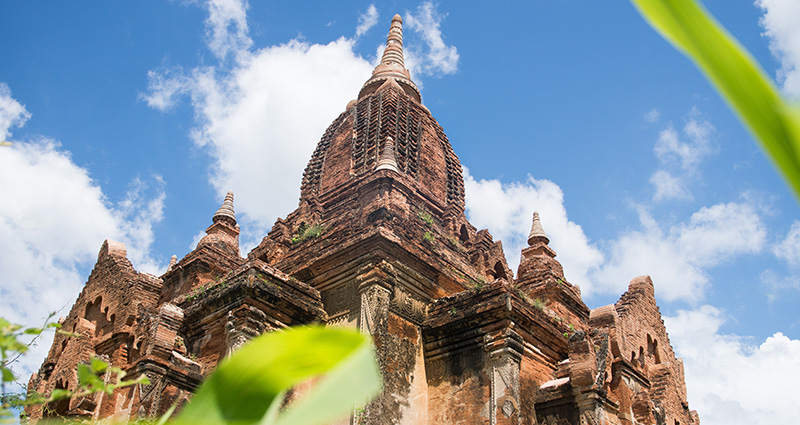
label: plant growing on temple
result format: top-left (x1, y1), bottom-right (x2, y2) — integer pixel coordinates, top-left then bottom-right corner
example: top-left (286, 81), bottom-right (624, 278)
top-left (417, 209), bottom-right (434, 227)
top-left (291, 223), bottom-right (326, 244)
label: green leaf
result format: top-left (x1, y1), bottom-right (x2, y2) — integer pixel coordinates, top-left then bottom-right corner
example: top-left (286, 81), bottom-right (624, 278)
top-left (630, 0), bottom-right (800, 200)
top-left (49, 389), bottom-right (73, 401)
top-left (91, 357), bottom-right (109, 374)
top-left (155, 404), bottom-right (177, 425)
top-left (1, 367), bottom-right (15, 383)
top-left (174, 326), bottom-right (381, 425)
top-left (77, 363), bottom-right (104, 390)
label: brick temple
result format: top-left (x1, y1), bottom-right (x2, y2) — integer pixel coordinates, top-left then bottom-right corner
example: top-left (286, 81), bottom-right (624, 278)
top-left (28, 15), bottom-right (699, 425)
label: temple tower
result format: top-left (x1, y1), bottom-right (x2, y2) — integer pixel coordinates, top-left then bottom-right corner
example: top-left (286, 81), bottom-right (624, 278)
top-left (28, 14), bottom-right (699, 425)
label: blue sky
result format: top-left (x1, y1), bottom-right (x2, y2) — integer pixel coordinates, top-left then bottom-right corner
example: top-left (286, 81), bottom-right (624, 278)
top-left (1, 1), bottom-right (799, 424)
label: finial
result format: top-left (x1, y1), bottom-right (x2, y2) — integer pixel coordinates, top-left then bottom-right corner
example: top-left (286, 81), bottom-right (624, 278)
top-left (358, 15), bottom-right (421, 102)
top-left (376, 136), bottom-right (400, 172)
top-left (167, 255), bottom-right (177, 272)
top-left (382, 14), bottom-right (405, 69)
top-left (527, 211), bottom-right (550, 246)
top-left (213, 191), bottom-right (236, 224)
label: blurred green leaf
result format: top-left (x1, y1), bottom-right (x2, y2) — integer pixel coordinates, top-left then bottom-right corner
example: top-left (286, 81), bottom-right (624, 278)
top-left (155, 404), bottom-right (177, 425)
top-left (49, 389), bottom-right (73, 401)
top-left (1, 368), bottom-right (14, 383)
top-left (630, 0), bottom-right (800, 199)
top-left (175, 326), bottom-right (381, 425)
top-left (91, 358), bottom-right (109, 374)
top-left (77, 363), bottom-right (104, 390)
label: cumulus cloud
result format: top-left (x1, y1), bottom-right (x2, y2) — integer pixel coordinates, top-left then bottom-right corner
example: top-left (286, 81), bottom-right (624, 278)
top-left (0, 83), bottom-right (31, 141)
top-left (463, 168), bottom-right (604, 293)
top-left (651, 169), bottom-right (692, 202)
top-left (356, 5), bottom-right (379, 38)
top-left (0, 88), bottom-right (166, 383)
top-left (665, 305), bottom-right (800, 425)
top-left (760, 221), bottom-right (800, 297)
top-left (404, 2), bottom-right (459, 76)
top-left (203, 0), bottom-right (252, 61)
top-left (773, 220), bottom-right (800, 267)
top-left (143, 38), bottom-right (373, 235)
top-left (463, 165), bottom-right (766, 303)
top-left (140, 66), bottom-right (192, 111)
top-left (650, 108), bottom-right (717, 202)
top-left (593, 201), bottom-right (766, 302)
top-left (757, 0), bottom-right (800, 99)
top-left (654, 113), bottom-right (716, 172)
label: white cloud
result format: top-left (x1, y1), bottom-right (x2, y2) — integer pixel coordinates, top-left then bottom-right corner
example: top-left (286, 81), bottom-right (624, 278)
top-left (594, 201), bottom-right (766, 302)
top-left (356, 5), bottom-right (379, 38)
top-left (760, 269), bottom-right (800, 298)
top-left (203, 0), bottom-right (252, 61)
top-left (651, 169), bottom-right (692, 202)
top-left (654, 114), bottom-right (716, 172)
top-left (140, 66), bottom-right (191, 111)
top-left (463, 163), bottom-right (766, 303)
top-left (0, 83), bottom-right (31, 141)
top-left (645, 108), bottom-right (661, 123)
top-left (463, 168), bottom-right (604, 293)
top-left (405, 2), bottom-right (459, 77)
top-left (173, 38), bottom-right (372, 231)
top-left (757, 0), bottom-right (800, 99)
top-left (650, 108), bottom-right (717, 202)
top-left (773, 220), bottom-right (800, 267)
top-left (665, 305), bottom-right (800, 425)
top-left (0, 89), bottom-right (166, 383)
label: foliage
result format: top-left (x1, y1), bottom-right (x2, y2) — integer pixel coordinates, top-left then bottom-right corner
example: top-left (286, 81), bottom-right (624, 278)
top-left (2, 317), bottom-right (380, 425)
top-left (469, 277), bottom-right (485, 292)
top-left (291, 223), bottom-right (326, 244)
top-left (631, 0), bottom-right (800, 200)
top-left (1, 315), bottom-right (61, 422)
top-left (422, 231), bottom-right (436, 243)
top-left (417, 209), bottom-right (434, 227)
top-left (2, 316), bottom-right (149, 423)
top-left (1, 316), bottom-right (59, 390)
top-left (173, 326), bottom-right (380, 425)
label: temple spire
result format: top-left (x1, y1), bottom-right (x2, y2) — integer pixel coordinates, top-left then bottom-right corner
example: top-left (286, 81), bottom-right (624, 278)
top-left (376, 136), bottom-right (400, 172)
top-left (381, 14), bottom-right (406, 69)
top-left (358, 14), bottom-right (421, 102)
top-left (527, 211), bottom-right (550, 246)
top-left (213, 191), bottom-right (236, 225)
top-left (197, 191), bottom-right (240, 255)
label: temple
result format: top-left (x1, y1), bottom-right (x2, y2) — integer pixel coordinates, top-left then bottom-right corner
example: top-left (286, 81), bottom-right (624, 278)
top-left (28, 15), bottom-right (699, 425)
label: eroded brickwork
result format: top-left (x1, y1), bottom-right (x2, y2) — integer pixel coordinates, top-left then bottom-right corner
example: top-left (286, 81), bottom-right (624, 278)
top-left (28, 14), bottom-right (698, 425)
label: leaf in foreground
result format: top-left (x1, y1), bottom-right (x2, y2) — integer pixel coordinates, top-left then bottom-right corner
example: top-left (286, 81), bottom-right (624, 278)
top-left (174, 326), bottom-right (381, 425)
top-left (630, 0), bottom-right (800, 199)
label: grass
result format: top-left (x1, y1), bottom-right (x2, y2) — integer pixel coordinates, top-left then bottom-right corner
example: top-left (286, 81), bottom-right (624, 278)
top-left (291, 223), bottom-right (326, 244)
top-left (417, 209), bottom-right (434, 227)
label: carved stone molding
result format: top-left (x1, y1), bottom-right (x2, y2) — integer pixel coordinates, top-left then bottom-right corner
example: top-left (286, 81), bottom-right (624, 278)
top-left (389, 286), bottom-right (427, 324)
top-left (224, 306), bottom-right (269, 357)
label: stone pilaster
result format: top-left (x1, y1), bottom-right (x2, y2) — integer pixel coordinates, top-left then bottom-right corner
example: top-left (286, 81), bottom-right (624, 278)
top-left (485, 328), bottom-right (523, 425)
